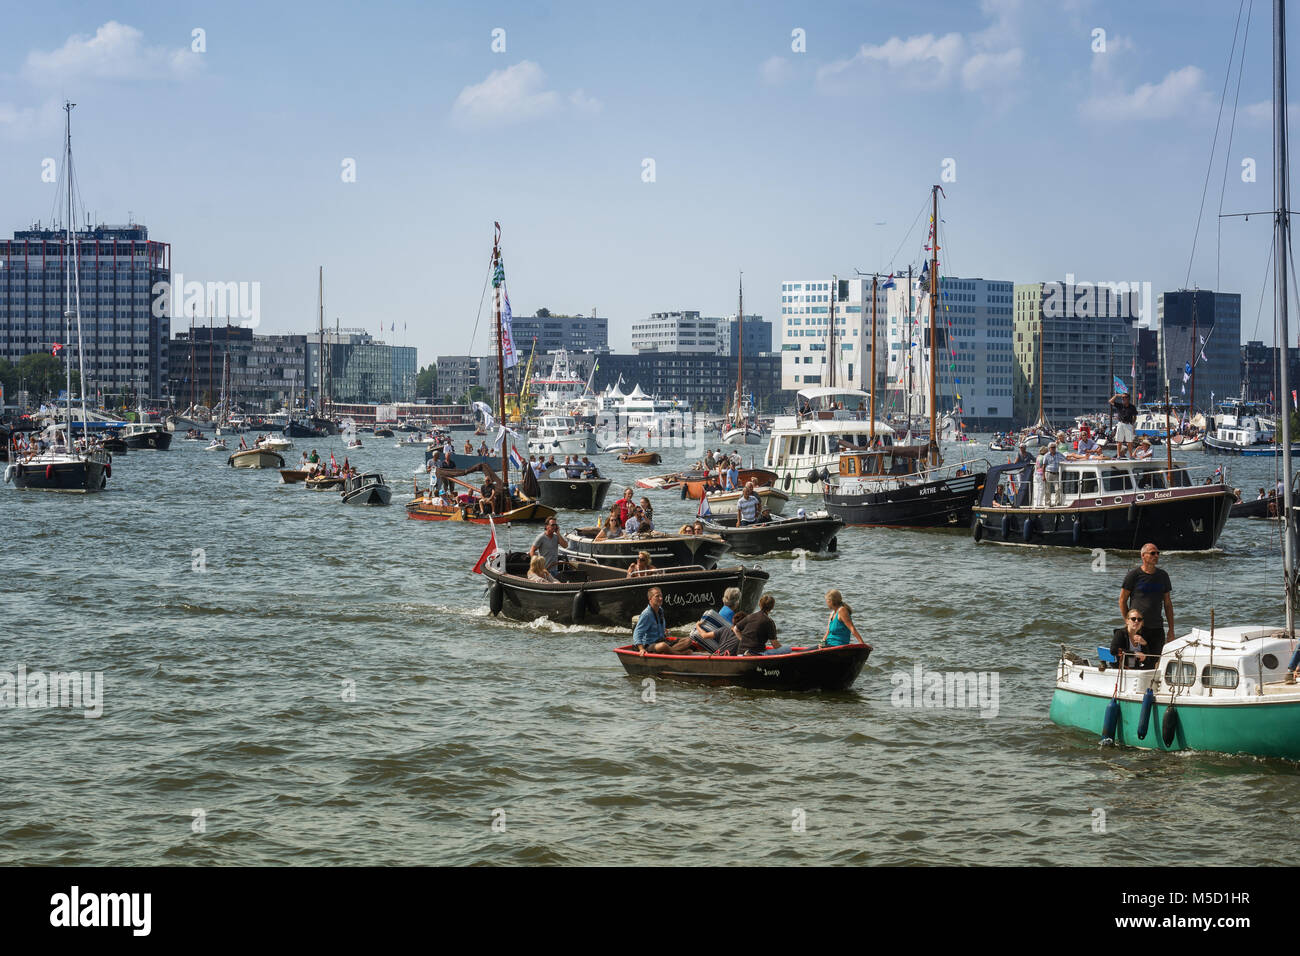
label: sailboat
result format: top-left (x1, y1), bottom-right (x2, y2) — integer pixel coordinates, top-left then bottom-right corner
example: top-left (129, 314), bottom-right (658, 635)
top-left (722, 272), bottom-right (763, 445)
top-left (1050, 0), bottom-right (1300, 759)
top-left (406, 223), bottom-right (555, 524)
top-left (822, 191), bottom-right (988, 527)
top-left (4, 102), bottom-right (111, 493)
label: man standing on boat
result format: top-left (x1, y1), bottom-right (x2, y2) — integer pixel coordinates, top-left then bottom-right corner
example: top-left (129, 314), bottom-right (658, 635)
top-left (1119, 543), bottom-right (1175, 659)
top-left (1042, 441), bottom-right (1066, 506)
top-left (528, 517), bottom-right (568, 572)
top-left (1109, 392), bottom-right (1137, 458)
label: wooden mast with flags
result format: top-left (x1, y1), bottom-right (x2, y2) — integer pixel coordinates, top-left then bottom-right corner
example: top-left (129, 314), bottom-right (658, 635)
top-left (492, 223), bottom-right (509, 487)
top-left (927, 185), bottom-right (941, 468)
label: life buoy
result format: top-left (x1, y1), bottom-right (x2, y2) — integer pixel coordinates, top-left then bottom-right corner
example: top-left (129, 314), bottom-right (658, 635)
top-left (1021, 517), bottom-right (1033, 541)
top-left (972, 517), bottom-right (983, 542)
top-left (489, 582), bottom-right (504, 615)
top-left (1071, 518), bottom-right (1082, 545)
top-left (572, 590), bottom-right (587, 623)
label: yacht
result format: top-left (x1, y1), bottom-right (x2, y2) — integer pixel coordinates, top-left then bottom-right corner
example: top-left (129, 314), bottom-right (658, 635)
top-left (762, 387), bottom-right (896, 490)
top-left (527, 415), bottom-right (598, 457)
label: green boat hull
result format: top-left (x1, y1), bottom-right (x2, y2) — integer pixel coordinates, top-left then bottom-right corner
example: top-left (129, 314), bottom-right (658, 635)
top-left (1050, 687), bottom-right (1300, 760)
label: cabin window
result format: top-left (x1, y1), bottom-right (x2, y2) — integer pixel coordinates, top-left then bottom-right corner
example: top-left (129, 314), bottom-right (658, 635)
top-left (1201, 665), bottom-right (1239, 690)
top-left (796, 436), bottom-right (807, 455)
top-left (1163, 661), bottom-right (1196, 686)
top-left (1132, 468), bottom-right (1167, 490)
top-left (1101, 469), bottom-right (1132, 492)
top-left (1080, 470), bottom-right (1099, 494)
top-left (1061, 472), bottom-right (1080, 497)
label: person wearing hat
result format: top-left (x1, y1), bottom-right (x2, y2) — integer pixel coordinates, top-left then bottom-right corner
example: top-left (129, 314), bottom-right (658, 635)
top-left (1133, 437), bottom-right (1153, 460)
top-left (1042, 441), bottom-right (1067, 506)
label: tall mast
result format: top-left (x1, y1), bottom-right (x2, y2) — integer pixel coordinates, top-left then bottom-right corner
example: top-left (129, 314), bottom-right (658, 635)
top-left (62, 102), bottom-right (74, 444)
top-left (1275, 0), bottom-right (1296, 637)
top-left (1108, 335), bottom-right (1115, 434)
top-left (870, 274), bottom-right (878, 442)
top-left (734, 270), bottom-right (744, 429)
top-left (829, 275), bottom-right (837, 389)
top-left (317, 266), bottom-right (324, 416)
top-left (1037, 308), bottom-right (1044, 428)
top-left (907, 265), bottom-right (914, 419)
top-left (494, 223), bottom-right (509, 485)
top-left (928, 186), bottom-right (939, 466)
top-left (1189, 292), bottom-right (1198, 425)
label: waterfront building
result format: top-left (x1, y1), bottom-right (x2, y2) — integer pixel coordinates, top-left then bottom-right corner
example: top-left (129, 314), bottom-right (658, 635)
top-left (494, 310), bottom-right (608, 355)
top-left (779, 277), bottom-right (888, 393)
top-left (437, 355), bottom-right (491, 403)
top-left (169, 325), bottom-right (308, 412)
top-left (1156, 289), bottom-right (1242, 410)
top-left (592, 351), bottom-right (788, 413)
top-left (306, 330), bottom-right (417, 405)
top-left (1240, 340), bottom-right (1300, 406)
top-left (631, 311), bottom-right (724, 353)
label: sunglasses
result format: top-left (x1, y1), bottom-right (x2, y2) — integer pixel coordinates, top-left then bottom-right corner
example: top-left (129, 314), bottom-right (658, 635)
top-left (1129, 615), bottom-right (1144, 622)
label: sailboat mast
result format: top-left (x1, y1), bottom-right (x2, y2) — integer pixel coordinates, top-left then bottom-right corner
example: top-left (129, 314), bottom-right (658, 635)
top-left (907, 265), bottom-right (914, 419)
top-left (317, 267), bottom-right (324, 417)
top-left (62, 102), bottom-right (74, 444)
top-left (1275, 0), bottom-right (1296, 637)
top-left (65, 103), bottom-right (89, 438)
top-left (829, 275), bottom-right (837, 389)
top-left (734, 270), bottom-right (744, 429)
top-left (870, 275), bottom-right (878, 442)
top-left (494, 223), bottom-right (509, 485)
top-left (928, 186), bottom-right (939, 466)
top-left (1190, 292), bottom-right (1198, 425)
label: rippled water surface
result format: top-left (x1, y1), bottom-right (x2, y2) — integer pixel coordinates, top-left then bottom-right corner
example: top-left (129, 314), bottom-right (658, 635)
top-left (1, 437), bottom-right (1296, 865)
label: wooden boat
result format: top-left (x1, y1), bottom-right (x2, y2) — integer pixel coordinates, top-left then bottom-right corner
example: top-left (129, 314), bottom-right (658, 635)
top-left (701, 486), bottom-right (789, 517)
top-left (618, 451), bottom-right (662, 465)
top-left (280, 469), bottom-right (310, 484)
top-left (636, 472), bottom-right (687, 491)
top-left (614, 642), bottom-right (870, 691)
top-left (481, 551), bottom-right (768, 628)
top-left (680, 468), bottom-right (778, 500)
top-left (823, 446), bottom-right (988, 528)
top-left (562, 528), bottom-right (730, 569)
top-left (536, 465), bottom-right (612, 511)
top-left (228, 448), bottom-right (285, 469)
top-left (701, 512), bottom-right (843, 555)
top-left (1229, 494), bottom-right (1292, 519)
top-left (305, 474), bottom-right (346, 491)
top-left (406, 496), bottom-right (555, 524)
top-left (341, 472), bottom-right (391, 506)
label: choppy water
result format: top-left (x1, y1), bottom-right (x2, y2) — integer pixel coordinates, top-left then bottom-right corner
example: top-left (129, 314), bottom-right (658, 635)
top-left (0, 437), bottom-right (1295, 865)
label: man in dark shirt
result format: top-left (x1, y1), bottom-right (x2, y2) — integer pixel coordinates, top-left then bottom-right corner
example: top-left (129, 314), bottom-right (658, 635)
top-left (1109, 392), bottom-right (1138, 458)
top-left (736, 595), bottom-right (778, 655)
top-left (1119, 542), bottom-right (1174, 658)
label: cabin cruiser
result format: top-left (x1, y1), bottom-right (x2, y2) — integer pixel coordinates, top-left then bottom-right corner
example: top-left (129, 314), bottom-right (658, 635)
top-left (762, 387), bottom-right (895, 491)
top-left (528, 415), bottom-right (598, 457)
top-left (120, 420), bottom-right (172, 450)
top-left (1204, 399), bottom-right (1282, 454)
top-left (824, 444), bottom-right (987, 527)
top-left (4, 425), bottom-right (110, 493)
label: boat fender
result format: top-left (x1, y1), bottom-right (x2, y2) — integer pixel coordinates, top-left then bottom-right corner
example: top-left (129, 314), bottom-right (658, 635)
top-left (489, 582), bottom-right (504, 616)
top-left (572, 590), bottom-right (587, 623)
top-left (45, 464), bottom-right (53, 480)
top-left (1000, 515), bottom-right (1010, 538)
top-left (972, 517), bottom-right (983, 542)
top-left (680, 483), bottom-right (688, 500)
top-left (820, 467), bottom-right (832, 484)
top-left (1101, 697), bottom-right (1120, 744)
top-left (1161, 705), bottom-right (1178, 747)
top-left (105, 461), bottom-right (111, 479)
top-left (13, 462), bottom-right (22, 479)
top-left (783, 473), bottom-right (792, 491)
top-left (100, 472), bottom-right (107, 489)
top-left (1071, 518), bottom-right (1081, 545)
top-left (806, 468), bottom-right (821, 484)
top-left (2, 464), bottom-right (12, 484)
top-left (1127, 502), bottom-right (1138, 524)
top-left (1021, 517), bottom-right (1033, 541)
top-left (1137, 688), bottom-right (1154, 740)
top-left (827, 536), bottom-right (837, 553)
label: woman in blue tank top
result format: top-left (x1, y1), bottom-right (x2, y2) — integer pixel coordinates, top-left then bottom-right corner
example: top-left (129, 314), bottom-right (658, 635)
top-left (821, 589), bottom-right (869, 648)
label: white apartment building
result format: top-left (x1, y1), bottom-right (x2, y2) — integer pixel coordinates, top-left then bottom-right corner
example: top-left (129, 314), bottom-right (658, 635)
top-left (779, 278), bottom-right (888, 393)
top-left (631, 311), bottom-right (724, 353)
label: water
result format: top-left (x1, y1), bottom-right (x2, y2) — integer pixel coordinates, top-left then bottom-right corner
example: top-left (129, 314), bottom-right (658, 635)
top-left (0, 437), bottom-right (1294, 865)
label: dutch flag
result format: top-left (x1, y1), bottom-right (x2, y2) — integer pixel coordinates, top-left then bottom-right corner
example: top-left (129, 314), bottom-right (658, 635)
top-left (509, 446), bottom-right (525, 470)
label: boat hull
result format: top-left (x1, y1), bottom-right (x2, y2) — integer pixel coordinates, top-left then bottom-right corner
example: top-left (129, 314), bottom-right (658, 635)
top-left (702, 514), bottom-right (843, 555)
top-left (123, 429), bottom-right (172, 450)
top-left (562, 531), bottom-right (730, 569)
top-left (405, 500), bottom-right (556, 524)
top-left (618, 452), bottom-right (662, 465)
top-left (681, 469), bottom-right (778, 500)
top-left (1204, 435), bottom-right (1300, 455)
top-left (342, 484), bottom-right (392, 505)
top-left (825, 472), bottom-right (985, 528)
top-left (228, 449), bottom-right (286, 469)
top-left (1050, 687), bottom-right (1300, 760)
top-left (614, 643), bottom-right (870, 691)
top-left (280, 470), bottom-right (310, 484)
top-left (537, 476), bottom-right (612, 511)
top-left (7, 456), bottom-right (108, 493)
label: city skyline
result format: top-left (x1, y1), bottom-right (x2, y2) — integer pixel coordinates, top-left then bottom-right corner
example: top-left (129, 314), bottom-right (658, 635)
top-left (0, 1), bottom-right (1289, 359)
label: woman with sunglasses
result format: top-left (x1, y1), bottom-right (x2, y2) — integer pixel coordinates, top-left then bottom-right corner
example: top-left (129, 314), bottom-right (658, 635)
top-left (1109, 609), bottom-right (1152, 669)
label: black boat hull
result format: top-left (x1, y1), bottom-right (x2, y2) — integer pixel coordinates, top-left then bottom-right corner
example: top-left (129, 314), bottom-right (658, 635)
top-left (562, 531), bottom-right (731, 569)
top-left (824, 472), bottom-right (985, 528)
top-left (341, 483), bottom-right (392, 506)
top-left (123, 429), bottom-right (172, 450)
top-left (7, 457), bottom-right (108, 493)
top-left (972, 490), bottom-right (1232, 551)
top-left (537, 476), bottom-right (612, 511)
top-left (614, 643), bottom-right (870, 691)
top-left (482, 552), bottom-right (767, 628)
top-left (1229, 497), bottom-right (1278, 519)
top-left (702, 514), bottom-right (843, 555)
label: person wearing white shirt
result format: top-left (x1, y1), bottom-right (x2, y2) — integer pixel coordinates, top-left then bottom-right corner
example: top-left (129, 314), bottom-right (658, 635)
top-left (1043, 443), bottom-right (1067, 506)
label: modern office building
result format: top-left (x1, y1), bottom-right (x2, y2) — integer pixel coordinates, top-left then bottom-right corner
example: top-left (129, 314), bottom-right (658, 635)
top-left (631, 311), bottom-right (726, 353)
top-left (169, 326), bottom-right (308, 412)
top-left (1157, 289), bottom-right (1242, 410)
top-left (1013, 280), bottom-right (1145, 425)
top-left (306, 331), bottom-right (417, 405)
top-left (436, 355), bottom-right (491, 404)
top-left (723, 314), bottom-right (771, 358)
top-left (1240, 340), bottom-right (1300, 407)
top-left (494, 310), bottom-right (609, 356)
top-left (593, 352), bottom-right (789, 413)
top-left (0, 223), bottom-right (171, 403)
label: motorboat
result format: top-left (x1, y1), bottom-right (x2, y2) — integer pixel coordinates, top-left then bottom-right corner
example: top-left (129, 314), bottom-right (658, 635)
top-left (823, 445), bottom-right (988, 528)
top-left (340, 472), bottom-right (391, 506)
top-left (561, 528), bottom-right (730, 569)
top-left (228, 447), bottom-right (286, 469)
top-left (700, 512), bottom-right (843, 555)
top-left (536, 464), bottom-right (612, 511)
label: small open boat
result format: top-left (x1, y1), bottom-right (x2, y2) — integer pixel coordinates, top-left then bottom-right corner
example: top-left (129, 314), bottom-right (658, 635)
top-left (618, 451), bottom-right (662, 465)
top-left (280, 469), bottom-right (310, 484)
top-left (341, 472), bottom-right (391, 506)
top-left (306, 474), bottom-right (347, 491)
top-left (228, 448), bottom-right (285, 469)
top-left (406, 496), bottom-right (555, 524)
top-left (256, 436), bottom-right (293, 453)
top-left (636, 472), bottom-right (686, 491)
top-left (680, 468), bottom-right (778, 500)
top-left (702, 486), bottom-right (790, 517)
top-left (701, 512), bottom-right (842, 555)
top-left (536, 465), bottom-right (612, 511)
top-left (614, 642), bottom-right (871, 691)
top-left (562, 528), bottom-right (730, 569)
top-left (204, 439), bottom-right (227, 451)
top-left (481, 551), bottom-right (768, 628)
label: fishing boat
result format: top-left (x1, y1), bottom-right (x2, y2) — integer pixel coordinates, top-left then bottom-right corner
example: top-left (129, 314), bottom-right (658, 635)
top-left (972, 456), bottom-right (1231, 550)
top-left (536, 464), bottom-right (612, 511)
top-left (562, 528), bottom-right (731, 569)
top-left (618, 450), bottom-right (662, 465)
top-left (340, 472), bottom-right (391, 506)
top-left (228, 447), bottom-right (285, 469)
top-left (481, 551), bottom-right (769, 628)
top-left (701, 512), bottom-right (843, 555)
top-left (613, 642), bottom-right (870, 692)
top-left (701, 486), bottom-right (789, 517)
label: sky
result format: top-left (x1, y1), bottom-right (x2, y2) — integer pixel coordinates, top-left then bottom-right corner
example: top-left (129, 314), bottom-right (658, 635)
top-left (0, 0), bottom-right (1291, 361)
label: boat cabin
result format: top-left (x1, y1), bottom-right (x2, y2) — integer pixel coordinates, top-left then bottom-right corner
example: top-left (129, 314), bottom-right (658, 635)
top-left (837, 443), bottom-right (928, 479)
top-left (981, 458), bottom-right (1196, 508)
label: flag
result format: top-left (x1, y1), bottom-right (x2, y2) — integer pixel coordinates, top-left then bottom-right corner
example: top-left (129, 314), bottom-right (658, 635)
top-left (1113, 376), bottom-right (1128, 395)
top-left (1200, 349), bottom-right (1207, 363)
top-left (1199, 335), bottom-right (1206, 346)
top-left (882, 273), bottom-right (896, 290)
top-left (1184, 362), bottom-right (1192, 377)
top-left (501, 288), bottom-right (518, 369)
top-left (472, 518), bottom-right (498, 574)
top-left (1293, 389), bottom-right (1298, 410)
top-left (509, 446), bottom-right (525, 470)
top-left (51, 342), bottom-right (63, 357)
top-left (697, 493), bottom-right (711, 517)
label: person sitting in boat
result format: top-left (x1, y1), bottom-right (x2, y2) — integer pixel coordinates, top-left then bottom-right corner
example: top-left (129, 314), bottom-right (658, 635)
top-left (696, 613), bottom-right (743, 656)
top-left (692, 520), bottom-right (706, 536)
top-left (639, 497), bottom-right (655, 523)
top-left (678, 523), bottom-right (695, 535)
top-left (624, 507), bottom-right (646, 535)
top-left (527, 554), bottom-right (558, 583)
top-left (818, 590), bottom-right (870, 649)
top-left (626, 551), bottom-right (656, 577)
top-left (580, 456), bottom-right (596, 477)
top-left (1259, 487), bottom-right (1269, 500)
top-left (1132, 438), bottom-right (1153, 460)
top-left (634, 588), bottom-right (692, 656)
top-left (1109, 609), bottom-right (1154, 669)
top-left (738, 595), bottom-right (785, 655)
top-left (735, 482), bottom-right (761, 526)
top-left (479, 442), bottom-right (490, 457)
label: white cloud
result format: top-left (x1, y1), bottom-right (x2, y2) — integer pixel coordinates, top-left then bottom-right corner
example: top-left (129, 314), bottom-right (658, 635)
top-left (1081, 65), bottom-right (1210, 121)
top-left (962, 48), bottom-right (1024, 91)
top-left (819, 32), bottom-right (966, 92)
top-left (23, 21), bottom-right (199, 85)
top-left (454, 61), bottom-right (597, 126)
top-left (760, 55), bottom-right (793, 87)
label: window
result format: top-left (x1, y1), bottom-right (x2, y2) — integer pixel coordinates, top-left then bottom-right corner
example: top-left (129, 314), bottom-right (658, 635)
top-left (1080, 470), bottom-right (1100, 494)
top-left (1164, 661), bottom-right (1196, 686)
top-left (1201, 665), bottom-right (1239, 690)
top-left (1101, 469), bottom-right (1132, 492)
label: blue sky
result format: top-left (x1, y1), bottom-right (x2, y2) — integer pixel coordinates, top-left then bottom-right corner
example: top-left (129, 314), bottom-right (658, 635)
top-left (0, 0), bottom-right (1289, 360)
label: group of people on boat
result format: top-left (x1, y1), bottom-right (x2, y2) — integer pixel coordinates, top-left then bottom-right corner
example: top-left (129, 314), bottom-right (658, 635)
top-left (594, 489), bottom-right (655, 539)
top-left (632, 587), bottom-right (870, 658)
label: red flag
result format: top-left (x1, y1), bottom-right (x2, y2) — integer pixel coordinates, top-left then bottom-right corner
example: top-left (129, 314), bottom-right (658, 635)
top-left (51, 342), bottom-right (63, 357)
top-left (472, 518), bottom-right (497, 574)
